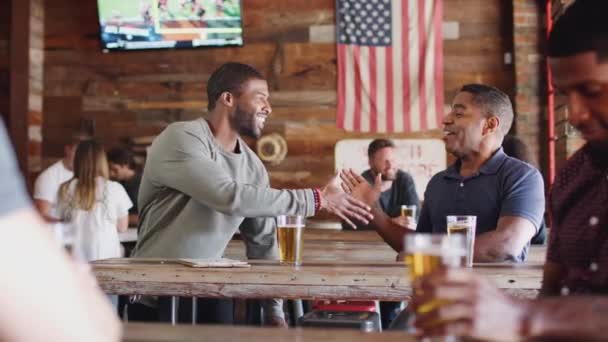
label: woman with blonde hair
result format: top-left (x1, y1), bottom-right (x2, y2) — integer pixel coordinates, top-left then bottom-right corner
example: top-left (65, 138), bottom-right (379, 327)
top-left (58, 140), bottom-right (132, 262)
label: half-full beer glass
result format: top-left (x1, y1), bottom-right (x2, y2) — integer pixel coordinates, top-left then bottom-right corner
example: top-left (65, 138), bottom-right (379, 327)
top-left (400, 205), bottom-right (417, 219)
top-left (404, 234), bottom-right (465, 315)
top-left (446, 215), bottom-right (476, 267)
top-left (404, 234), bottom-right (465, 282)
top-left (276, 215), bottom-right (305, 265)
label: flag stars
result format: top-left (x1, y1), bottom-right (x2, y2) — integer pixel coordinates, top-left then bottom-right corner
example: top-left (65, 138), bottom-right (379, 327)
top-left (338, 0), bottom-right (392, 47)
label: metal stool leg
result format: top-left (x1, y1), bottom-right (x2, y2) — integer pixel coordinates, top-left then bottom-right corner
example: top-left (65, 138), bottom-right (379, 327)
top-left (170, 296), bottom-right (179, 325)
top-left (191, 297), bottom-right (197, 325)
top-left (293, 299), bottom-right (304, 325)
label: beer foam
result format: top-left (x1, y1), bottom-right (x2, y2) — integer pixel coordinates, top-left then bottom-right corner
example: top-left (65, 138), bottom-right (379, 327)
top-left (278, 224), bottom-right (305, 228)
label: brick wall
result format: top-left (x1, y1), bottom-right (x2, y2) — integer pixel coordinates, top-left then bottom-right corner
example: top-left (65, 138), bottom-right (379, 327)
top-left (29, 0), bottom-right (44, 175)
top-left (512, 0), bottom-right (547, 174)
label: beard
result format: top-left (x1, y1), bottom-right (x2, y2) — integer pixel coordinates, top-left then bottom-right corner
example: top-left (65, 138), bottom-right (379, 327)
top-left (231, 104), bottom-right (260, 138)
top-left (381, 169), bottom-right (397, 181)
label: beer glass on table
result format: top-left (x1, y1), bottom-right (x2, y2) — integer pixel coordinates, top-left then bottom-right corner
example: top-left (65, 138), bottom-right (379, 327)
top-left (276, 215), bottom-right (305, 266)
top-left (446, 215), bottom-right (476, 267)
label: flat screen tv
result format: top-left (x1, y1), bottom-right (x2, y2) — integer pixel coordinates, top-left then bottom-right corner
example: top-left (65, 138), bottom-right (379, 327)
top-left (97, 0), bottom-right (243, 52)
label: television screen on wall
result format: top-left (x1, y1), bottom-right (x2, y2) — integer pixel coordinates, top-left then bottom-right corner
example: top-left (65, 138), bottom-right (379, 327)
top-left (97, 0), bottom-right (243, 52)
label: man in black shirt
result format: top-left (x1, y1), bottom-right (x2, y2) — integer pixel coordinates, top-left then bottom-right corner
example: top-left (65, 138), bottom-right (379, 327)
top-left (107, 147), bottom-right (142, 225)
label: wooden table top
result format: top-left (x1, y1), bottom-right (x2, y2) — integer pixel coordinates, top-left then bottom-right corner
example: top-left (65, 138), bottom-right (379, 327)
top-left (226, 234), bottom-right (547, 264)
top-left (122, 323), bottom-right (416, 342)
top-left (301, 229), bottom-right (383, 242)
top-left (123, 228), bottom-right (547, 264)
top-left (224, 239), bottom-right (398, 263)
top-left (93, 258), bottom-right (542, 301)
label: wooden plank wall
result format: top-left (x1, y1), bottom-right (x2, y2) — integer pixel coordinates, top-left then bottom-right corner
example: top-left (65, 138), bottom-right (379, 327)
top-left (44, 0), bottom-right (514, 189)
top-left (0, 1), bottom-right (9, 126)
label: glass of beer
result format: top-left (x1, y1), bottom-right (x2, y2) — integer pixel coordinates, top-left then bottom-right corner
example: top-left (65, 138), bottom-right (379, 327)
top-left (446, 215), bottom-right (477, 267)
top-left (404, 234), bottom-right (466, 316)
top-left (276, 215), bottom-right (305, 266)
top-left (401, 205), bottom-right (417, 219)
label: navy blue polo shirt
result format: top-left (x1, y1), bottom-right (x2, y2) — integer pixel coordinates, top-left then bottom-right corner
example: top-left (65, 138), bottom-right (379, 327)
top-left (417, 148), bottom-right (545, 262)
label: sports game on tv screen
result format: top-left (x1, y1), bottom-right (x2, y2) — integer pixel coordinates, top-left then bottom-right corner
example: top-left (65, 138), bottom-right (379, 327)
top-left (97, 0), bottom-right (243, 52)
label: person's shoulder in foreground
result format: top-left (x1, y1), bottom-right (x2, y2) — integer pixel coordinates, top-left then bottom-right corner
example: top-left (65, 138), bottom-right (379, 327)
top-left (0, 119), bottom-right (121, 341)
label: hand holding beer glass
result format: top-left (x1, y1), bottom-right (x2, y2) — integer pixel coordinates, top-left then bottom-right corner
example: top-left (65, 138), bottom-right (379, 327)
top-left (276, 215), bottom-right (305, 266)
top-left (446, 215), bottom-right (476, 267)
top-left (396, 204), bottom-right (417, 230)
top-left (405, 234), bottom-right (466, 339)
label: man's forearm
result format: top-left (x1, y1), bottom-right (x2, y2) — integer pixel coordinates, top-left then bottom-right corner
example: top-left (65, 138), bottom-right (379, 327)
top-left (369, 205), bottom-right (408, 252)
top-left (525, 297), bottom-right (608, 340)
top-left (474, 230), bottom-right (520, 262)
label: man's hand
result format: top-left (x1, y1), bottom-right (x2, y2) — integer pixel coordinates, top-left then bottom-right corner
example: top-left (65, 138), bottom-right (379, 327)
top-left (265, 315), bottom-right (288, 328)
top-left (321, 172), bottom-right (373, 229)
top-left (391, 216), bottom-right (417, 230)
top-left (339, 169), bottom-right (382, 206)
top-left (411, 268), bottom-right (527, 342)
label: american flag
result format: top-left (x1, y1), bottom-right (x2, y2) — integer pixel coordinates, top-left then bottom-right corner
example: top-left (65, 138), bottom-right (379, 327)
top-left (336, 0), bottom-right (444, 133)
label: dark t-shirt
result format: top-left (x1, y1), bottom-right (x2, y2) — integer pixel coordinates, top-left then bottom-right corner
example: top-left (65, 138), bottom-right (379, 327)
top-left (121, 170), bottom-right (142, 214)
top-left (343, 169), bottom-right (420, 230)
top-left (0, 119), bottom-right (31, 216)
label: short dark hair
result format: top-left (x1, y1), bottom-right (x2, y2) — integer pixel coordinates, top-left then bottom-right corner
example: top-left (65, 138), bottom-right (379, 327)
top-left (206, 62), bottom-right (265, 111)
top-left (460, 84), bottom-right (514, 135)
top-left (368, 139), bottom-right (395, 159)
top-left (548, 0), bottom-right (608, 61)
top-left (106, 147), bottom-right (135, 169)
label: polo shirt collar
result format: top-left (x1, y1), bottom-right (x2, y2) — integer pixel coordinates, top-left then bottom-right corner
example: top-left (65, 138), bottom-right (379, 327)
top-left (444, 147), bottom-right (507, 179)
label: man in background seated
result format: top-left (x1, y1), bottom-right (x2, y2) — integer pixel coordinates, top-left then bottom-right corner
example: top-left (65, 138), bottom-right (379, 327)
top-left (344, 84), bottom-right (545, 263)
top-left (411, 2), bottom-right (608, 339)
top-left (107, 147), bottom-right (141, 226)
top-left (343, 138), bottom-right (419, 231)
top-left (0, 119), bottom-right (120, 342)
top-left (33, 133), bottom-right (90, 222)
